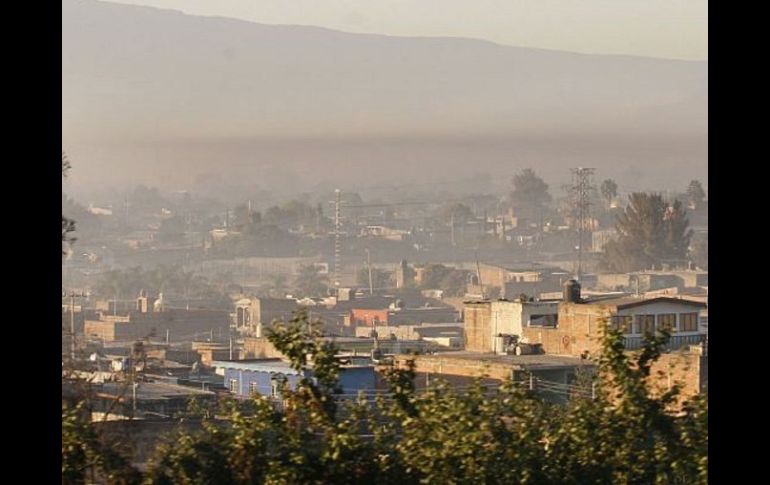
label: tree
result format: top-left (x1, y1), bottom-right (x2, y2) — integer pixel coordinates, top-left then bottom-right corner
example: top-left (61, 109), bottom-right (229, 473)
top-left (600, 179), bottom-right (618, 206)
top-left (690, 233), bottom-right (708, 270)
top-left (510, 168), bottom-right (552, 223)
top-left (602, 193), bottom-right (693, 272)
top-left (157, 216), bottom-right (186, 243)
top-left (357, 266), bottom-right (392, 291)
top-left (437, 202), bottom-right (474, 225)
top-left (686, 180), bottom-right (706, 209)
top-left (293, 264), bottom-right (329, 297)
top-left (62, 153), bottom-right (76, 255)
top-left (144, 310), bottom-right (707, 484)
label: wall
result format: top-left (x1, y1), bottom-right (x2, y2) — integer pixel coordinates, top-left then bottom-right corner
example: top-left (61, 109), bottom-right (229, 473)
top-left (242, 337), bottom-right (284, 359)
top-left (351, 308), bottom-right (389, 326)
top-left (85, 309), bottom-right (230, 342)
top-left (464, 302), bottom-right (493, 352)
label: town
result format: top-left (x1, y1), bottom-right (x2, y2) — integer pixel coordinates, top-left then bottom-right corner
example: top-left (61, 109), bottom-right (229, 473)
top-left (62, 1), bottom-right (707, 482)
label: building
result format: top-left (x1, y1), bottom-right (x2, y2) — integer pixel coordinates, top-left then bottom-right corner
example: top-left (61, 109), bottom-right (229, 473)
top-left (354, 323), bottom-right (463, 348)
top-left (521, 282), bottom-right (707, 358)
top-left (394, 352), bottom-right (594, 404)
top-left (471, 263), bottom-right (569, 299)
top-left (594, 270), bottom-right (708, 293)
top-left (84, 295), bottom-right (230, 343)
top-left (464, 299), bottom-right (559, 353)
top-left (233, 297), bottom-right (299, 335)
top-left (212, 357), bottom-right (377, 399)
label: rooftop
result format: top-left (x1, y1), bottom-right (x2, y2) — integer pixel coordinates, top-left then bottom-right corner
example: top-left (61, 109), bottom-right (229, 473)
top-left (97, 381), bottom-right (215, 401)
top-left (406, 351), bottom-right (591, 370)
top-left (579, 296), bottom-right (707, 310)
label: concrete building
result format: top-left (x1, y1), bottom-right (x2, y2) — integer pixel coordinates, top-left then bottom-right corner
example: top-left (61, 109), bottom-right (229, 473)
top-left (233, 297), bottom-right (299, 336)
top-left (84, 293), bottom-right (230, 343)
top-left (471, 263), bottom-right (569, 299)
top-left (521, 284), bottom-right (707, 358)
top-left (464, 299), bottom-right (559, 353)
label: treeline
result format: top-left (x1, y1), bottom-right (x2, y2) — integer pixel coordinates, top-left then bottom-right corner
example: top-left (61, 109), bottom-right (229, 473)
top-left (63, 311), bottom-right (707, 484)
top-left (92, 265), bottom-right (234, 308)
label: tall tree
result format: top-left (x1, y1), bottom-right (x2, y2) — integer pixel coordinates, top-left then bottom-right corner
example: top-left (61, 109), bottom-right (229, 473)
top-left (293, 264), bottom-right (329, 297)
top-left (510, 168), bottom-right (552, 223)
top-left (600, 179), bottom-right (618, 206)
top-left (602, 193), bottom-right (693, 272)
top-left (62, 153), bottom-right (76, 255)
top-left (686, 180), bottom-right (706, 209)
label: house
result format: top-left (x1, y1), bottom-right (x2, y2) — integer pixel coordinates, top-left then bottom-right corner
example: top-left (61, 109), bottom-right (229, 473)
top-left (471, 263), bottom-right (569, 299)
top-left (233, 297), bottom-right (299, 335)
top-left (84, 292), bottom-right (230, 342)
top-left (464, 299), bottom-right (559, 353)
top-left (212, 357), bottom-right (377, 400)
top-left (394, 352), bottom-right (595, 404)
top-left (521, 281), bottom-right (707, 357)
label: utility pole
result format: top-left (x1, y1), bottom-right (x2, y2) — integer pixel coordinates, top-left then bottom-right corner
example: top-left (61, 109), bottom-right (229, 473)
top-left (569, 168), bottom-right (596, 280)
top-left (365, 248), bottom-right (373, 295)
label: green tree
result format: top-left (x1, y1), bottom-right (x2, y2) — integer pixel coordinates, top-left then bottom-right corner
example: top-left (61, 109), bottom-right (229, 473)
top-left (686, 180), bottom-right (706, 209)
top-left (600, 178), bottom-right (618, 206)
top-left (510, 168), bottom-right (552, 222)
top-left (602, 193), bottom-right (693, 272)
top-left (62, 153), bottom-right (76, 254)
top-left (690, 233), bottom-right (708, 270)
top-left (356, 266), bottom-right (392, 291)
top-left (144, 310), bottom-right (707, 484)
top-left (293, 264), bottom-right (329, 297)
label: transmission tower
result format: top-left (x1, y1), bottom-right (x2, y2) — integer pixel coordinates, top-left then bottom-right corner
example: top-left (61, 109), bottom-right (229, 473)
top-left (330, 189), bottom-right (343, 289)
top-left (569, 168), bottom-right (596, 280)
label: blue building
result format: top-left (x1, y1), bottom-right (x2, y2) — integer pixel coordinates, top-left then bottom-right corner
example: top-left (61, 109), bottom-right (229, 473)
top-left (212, 358), bottom-right (377, 399)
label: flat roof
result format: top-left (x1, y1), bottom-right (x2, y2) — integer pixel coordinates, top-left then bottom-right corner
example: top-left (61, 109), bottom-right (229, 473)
top-left (406, 351), bottom-right (591, 370)
top-left (98, 381), bottom-right (215, 400)
top-left (581, 296), bottom-right (707, 310)
top-left (211, 359), bottom-right (301, 375)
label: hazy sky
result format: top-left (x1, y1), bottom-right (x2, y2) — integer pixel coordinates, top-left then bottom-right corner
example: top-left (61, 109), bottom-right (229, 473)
top-left (109, 0), bottom-right (707, 60)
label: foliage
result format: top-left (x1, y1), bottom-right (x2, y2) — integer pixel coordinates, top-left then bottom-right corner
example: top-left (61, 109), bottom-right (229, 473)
top-left (600, 178), bottom-right (618, 205)
top-left (686, 180), bottom-right (706, 209)
top-left (92, 265), bottom-right (230, 307)
top-left (62, 153), bottom-right (76, 254)
top-left (118, 310), bottom-right (706, 483)
top-left (602, 193), bottom-right (693, 272)
top-left (419, 263), bottom-right (471, 297)
top-left (293, 264), bottom-right (329, 298)
top-left (689, 233), bottom-right (708, 270)
top-left (510, 168), bottom-right (552, 220)
top-left (356, 266), bottom-right (392, 291)
top-left (62, 403), bottom-right (142, 484)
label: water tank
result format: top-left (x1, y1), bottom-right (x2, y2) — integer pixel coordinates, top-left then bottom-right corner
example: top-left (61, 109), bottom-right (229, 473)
top-left (563, 279), bottom-right (581, 303)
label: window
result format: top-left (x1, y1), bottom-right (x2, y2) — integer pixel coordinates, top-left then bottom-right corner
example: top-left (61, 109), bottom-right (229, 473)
top-left (271, 373), bottom-right (285, 398)
top-left (657, 314), bottom-right (677, 333)
top-left (610, 315), bottom-right (633, 334)
top-left (228, 379), bottom-right (238, 393)
top-left (680, 313), bottom-right (699, 332)
top-left (249, 381), bottom-right (259, 395)
top-left (634, 315), bottom-right (655, 334)
top-left (529, 314), bottom-right (558, 327)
